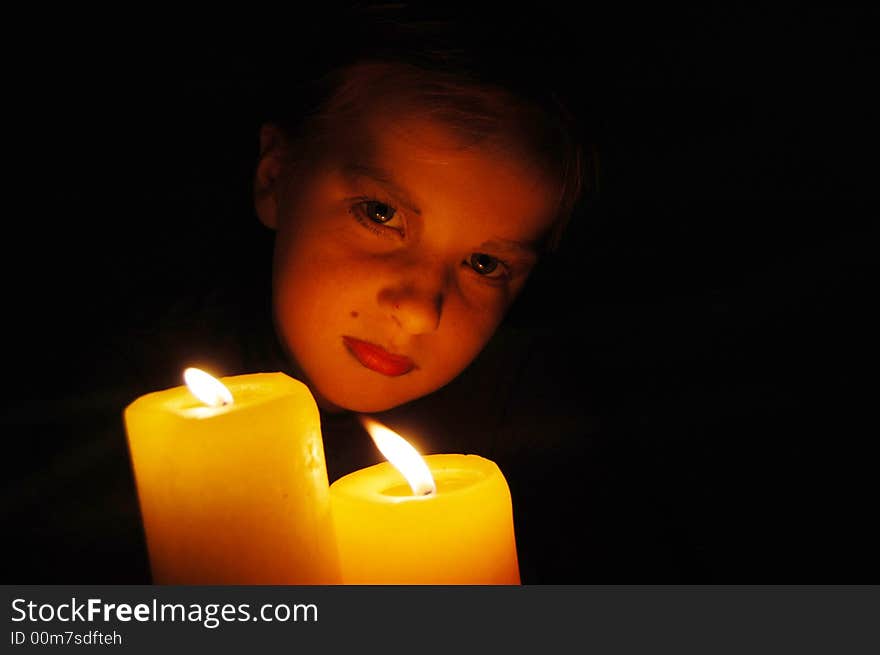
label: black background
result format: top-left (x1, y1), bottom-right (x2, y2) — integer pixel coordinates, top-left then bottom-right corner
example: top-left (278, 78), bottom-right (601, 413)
top-left (2, 6), bottom-right (876, 583)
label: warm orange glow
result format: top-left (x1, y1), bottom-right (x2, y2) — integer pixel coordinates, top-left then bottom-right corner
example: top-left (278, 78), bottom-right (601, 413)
top-left (183, 367), bottom-right (234, 407)
top-left (359, 416), bottom-right (436, 496)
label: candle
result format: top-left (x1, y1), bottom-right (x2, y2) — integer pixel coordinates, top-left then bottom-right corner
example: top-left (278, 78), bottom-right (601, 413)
top-left (123, 369), bottom-right (339, 584)
top-left (329, 419), bottom-right (520, 584)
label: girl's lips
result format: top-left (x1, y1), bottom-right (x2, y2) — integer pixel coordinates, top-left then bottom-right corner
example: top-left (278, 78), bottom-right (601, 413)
top-left (342, 336), bottom-right (416, 376)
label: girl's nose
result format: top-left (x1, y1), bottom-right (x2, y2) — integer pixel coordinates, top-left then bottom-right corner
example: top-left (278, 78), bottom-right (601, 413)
top-left (379, 285), bottom-right (443, 335)
top-left (378, 264), bottom-right (449, 335)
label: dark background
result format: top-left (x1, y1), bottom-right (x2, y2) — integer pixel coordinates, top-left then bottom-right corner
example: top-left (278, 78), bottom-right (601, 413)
top-left (3, 6), bottom-right (876, 583)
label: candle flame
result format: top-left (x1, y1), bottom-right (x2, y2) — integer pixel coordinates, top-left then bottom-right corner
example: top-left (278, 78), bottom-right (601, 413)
top-left (183, 367), bottom-right (234, 407)
top-left (360, 417), bottom-right (436, 496)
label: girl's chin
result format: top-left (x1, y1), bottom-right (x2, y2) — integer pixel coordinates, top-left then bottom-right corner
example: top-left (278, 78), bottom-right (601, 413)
top-left (310, 383), bottom-right (408, 415)
top-left (304, 360), bottom-right (437, 413)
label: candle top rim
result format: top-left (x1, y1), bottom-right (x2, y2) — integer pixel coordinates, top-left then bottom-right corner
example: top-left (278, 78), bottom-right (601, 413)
top-left (124, 371), bottom-right (314, 419)
top-left (329, 454), bottom-right (506, 503)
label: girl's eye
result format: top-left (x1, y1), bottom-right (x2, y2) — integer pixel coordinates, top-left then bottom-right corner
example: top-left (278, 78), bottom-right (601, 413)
top-left (468, 253), bottom-right (507, 279)
top-left (350, 198), bottom-right (404, 238)
top-left (361, 200), bottom-right (396, 224)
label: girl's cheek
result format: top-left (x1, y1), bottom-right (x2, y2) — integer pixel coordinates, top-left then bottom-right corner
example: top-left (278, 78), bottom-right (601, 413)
top-left (447, 291), bottom-right (506, 338)
top-left (456, 276), bottom-right (512, 317)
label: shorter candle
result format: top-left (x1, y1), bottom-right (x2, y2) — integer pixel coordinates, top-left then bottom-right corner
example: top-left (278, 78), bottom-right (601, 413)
top-left (330, 423), bottom-right (520, 584)
top-left (124, 370), bottom-right (339, 584)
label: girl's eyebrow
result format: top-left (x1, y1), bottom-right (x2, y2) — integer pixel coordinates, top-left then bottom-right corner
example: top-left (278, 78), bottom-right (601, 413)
top-left (343, 163), bottom-right (423, 215)
top-left (478, 238), bottom-right (538, 259)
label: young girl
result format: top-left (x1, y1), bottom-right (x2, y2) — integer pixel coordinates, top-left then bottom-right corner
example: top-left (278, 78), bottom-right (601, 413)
top-left (253, 59), bottom-right (583, 415)
top-left (245, 11), bottom-right (583, 454)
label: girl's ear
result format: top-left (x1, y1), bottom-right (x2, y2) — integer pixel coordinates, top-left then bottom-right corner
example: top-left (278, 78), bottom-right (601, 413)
top-left (254, 123), bottom-right (288, 229)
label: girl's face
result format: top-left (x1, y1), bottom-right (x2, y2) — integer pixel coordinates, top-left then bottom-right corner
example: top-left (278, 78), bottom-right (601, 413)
top-left (256, 113), bottom-right (558, 412)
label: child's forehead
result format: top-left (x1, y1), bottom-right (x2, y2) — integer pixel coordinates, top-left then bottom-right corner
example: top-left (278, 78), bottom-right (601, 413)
top-left (328, 111), bottom-right (547, 182)
top-left (331, 111), bottom-right (471, 161)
